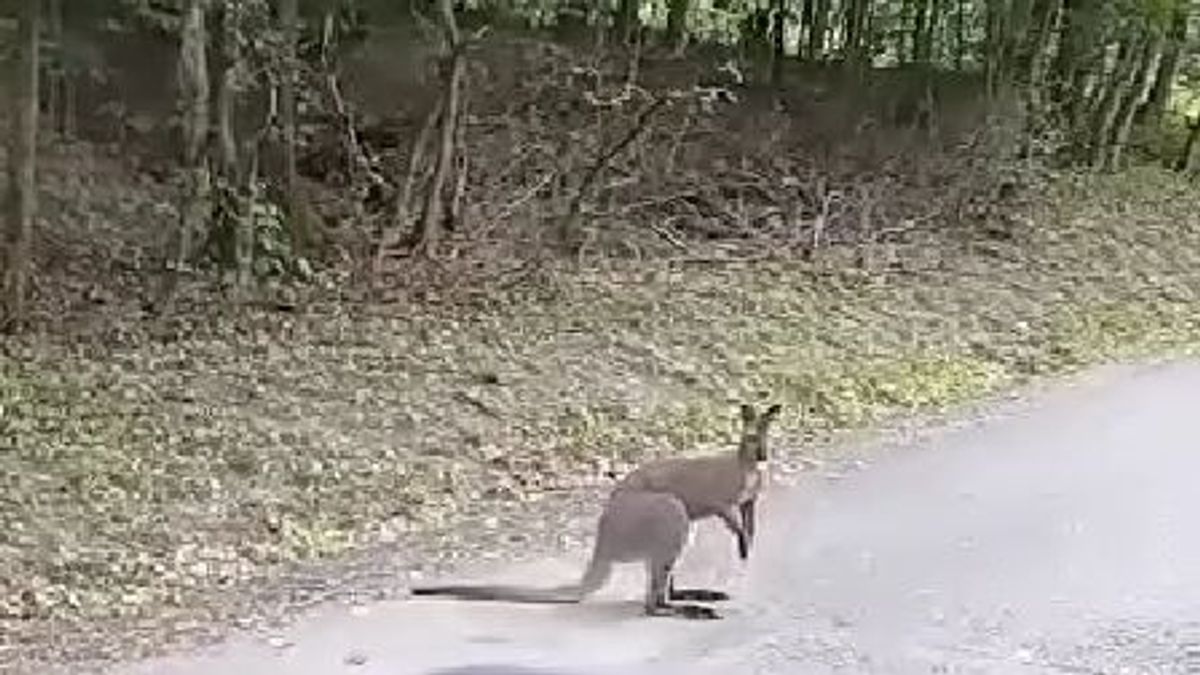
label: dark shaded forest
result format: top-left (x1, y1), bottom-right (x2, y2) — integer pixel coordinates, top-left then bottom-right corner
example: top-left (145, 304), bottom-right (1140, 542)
top-left (0, 0), bottom-right (1195, 330)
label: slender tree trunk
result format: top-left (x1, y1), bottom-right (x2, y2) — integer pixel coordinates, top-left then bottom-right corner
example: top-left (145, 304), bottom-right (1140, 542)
top-left (811, 0), bottom-right (830, 62)
top-left (279, 0), bottom-right (300, 243)
top-left (2, 0), bottom-right (39, 332)
top-left (1019, 0), bottom-right (1060, 137)
top-left (955, 0), bottom-right (966, 69)
top-left (413, 0), bottom-right (464, 255)
top-left (159, 0), bottom-right (211, 309)
top-left (1179, 115), bottom-right (1200, 174)
top-left (214, 3), bottom-right (253, 289)
top-left (46, 0), bottom-right (65, 135)
top-left (984, 0), bottom-right (1014, 97)
top-left (844, 0), bottom-right (871, 73)
top-left (1019, 0), bottom-right (1057, 83)
top-left (666, 0), bottom-right (689, 54)
top-left (1090, 31), bottom-right (1144, 168)
top-left (912, 0), bottom-right (931, 63)
top-left (616, 0), bottom-right (639, 46)
top-left (1141, 5), bottom-right (1187, 128)
top-left (1107, 34), bottom-right (1163, 170)
top-left (898, 0), bottom-right (912, 63)
top-left (1054, 0), bottom-right (1102, 123)
top-left (800, 0), bottom-right (815, 60)
top-left (771, 0), bottom-right (786, 84)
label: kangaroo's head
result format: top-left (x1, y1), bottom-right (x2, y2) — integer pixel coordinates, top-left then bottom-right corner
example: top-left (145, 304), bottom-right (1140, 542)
top-left (738, 402), bottom-right (781, 464)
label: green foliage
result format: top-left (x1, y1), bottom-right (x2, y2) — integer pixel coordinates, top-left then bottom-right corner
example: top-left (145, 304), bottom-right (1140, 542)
top-left (207, 185), bottom-right (303, 280)
top-left (249, 199), bottom-right (300, 278)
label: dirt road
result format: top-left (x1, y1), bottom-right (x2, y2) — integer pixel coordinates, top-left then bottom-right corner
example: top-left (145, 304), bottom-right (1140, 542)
top-left (119, 361), bottom-right (1200, 674)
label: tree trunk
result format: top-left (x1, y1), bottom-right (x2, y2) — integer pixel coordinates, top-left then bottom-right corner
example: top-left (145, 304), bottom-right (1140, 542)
top-left (1089, 32), bottom-right (1144, 168)
top-left (984, 0), bottom-right (1018, 97)
top-left (215, 3), bottom-right (252, 289)
top-left (46, 0), bottom-right (65, 135)
top-left (1019, 0), bottom-right (1058, 84)
top-left (1141, 5), bottom-right (1187, 128)
top-left (799, 0), bottom-right (814, 60)
top-left (2, 0), bottom-right (39, 332)
top-left (413, 0), bottom-right (464, 256)
top-left (844, 0), bottom-right (871, 74)
top-left (159, 0), bottom-right (211, 309)
top-left (666, 0), bottom-right (689, 54)
top-left (1106, 34), bottom-right (1163, 171)
top-left (955, 0), bottom-right (967, 69)
top-left (616, 0), bottom-right (640, 46)
top-left (279, 0), bottom-right (300, 245)
top-left (810, 0), bottom-right (830, 62)
top-left (1054, 0), bottom-right (1101, 123)
top-left (1179, 116), bottom-right (1200, 174)
top-left (771, 0), bottom-right (786, 85)
top-left (1020, 0), bottom-right (1060, 134)
top-left (912, 0), bottom-right (931, 63)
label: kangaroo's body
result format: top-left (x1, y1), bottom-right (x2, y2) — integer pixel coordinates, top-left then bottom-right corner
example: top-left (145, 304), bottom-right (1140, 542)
top-left (411, 488), bottom-right (723, 618)
top-left (410, 403), bottom-right (781, 619)
top-left (618, 403), bottom-right (780, 560)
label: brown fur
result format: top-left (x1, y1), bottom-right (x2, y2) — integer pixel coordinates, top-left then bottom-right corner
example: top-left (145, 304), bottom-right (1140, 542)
top-left (410, 403), bottom-right (781, 619)
top-left (617, 403), bottom-right (781, 560)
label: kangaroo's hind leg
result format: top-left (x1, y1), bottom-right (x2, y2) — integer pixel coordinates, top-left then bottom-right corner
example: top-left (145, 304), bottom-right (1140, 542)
top-left (624, 492), bottom-right (720, 619)
top-left (647, 560), bottom-right (720, 620)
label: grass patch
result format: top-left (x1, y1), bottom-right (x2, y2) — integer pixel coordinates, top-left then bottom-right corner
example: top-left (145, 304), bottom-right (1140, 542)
top-left (2, 167), bottom-right (1200, 644)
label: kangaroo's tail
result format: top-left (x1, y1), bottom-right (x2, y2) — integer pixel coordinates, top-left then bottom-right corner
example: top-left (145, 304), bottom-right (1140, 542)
top-left (411, 545), bottom-right (613, 605)
top-left (409, 583), bottom-right (582, 604)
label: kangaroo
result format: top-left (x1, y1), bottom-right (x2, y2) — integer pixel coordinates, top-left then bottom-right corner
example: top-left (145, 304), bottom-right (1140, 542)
top-left (411, 488), bottom-right (727, 619)
top-left (617, 402), bottom-right (781, 561)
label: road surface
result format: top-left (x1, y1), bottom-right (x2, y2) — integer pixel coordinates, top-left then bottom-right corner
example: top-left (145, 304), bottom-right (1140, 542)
top-left (119, 361), bottom-right (1200, 674)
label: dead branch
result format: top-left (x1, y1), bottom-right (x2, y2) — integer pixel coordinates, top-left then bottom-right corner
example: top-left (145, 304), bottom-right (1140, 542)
top-left (558, 95), bottom-right (670, 251)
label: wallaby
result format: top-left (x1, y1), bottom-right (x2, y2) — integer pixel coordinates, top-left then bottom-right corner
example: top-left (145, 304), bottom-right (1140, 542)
top-left (617, 402), bottom-right (781, 561)
top-left (411, 488), bottom-right (728, 619)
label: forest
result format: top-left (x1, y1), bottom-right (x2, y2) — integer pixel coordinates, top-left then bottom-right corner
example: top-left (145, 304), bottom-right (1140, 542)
top-left (2, 0), bottom-right (1200, 670)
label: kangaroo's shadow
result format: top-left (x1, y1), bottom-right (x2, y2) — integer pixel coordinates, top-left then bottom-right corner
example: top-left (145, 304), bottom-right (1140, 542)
top-left (424, 662), bottom-right (592, 667)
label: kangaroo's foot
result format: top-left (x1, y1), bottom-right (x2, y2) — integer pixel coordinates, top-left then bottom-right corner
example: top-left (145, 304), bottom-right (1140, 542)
top-left (646, 602), bottom-right (722, 620)
top-left (669, 587), bottom-right (730, 602)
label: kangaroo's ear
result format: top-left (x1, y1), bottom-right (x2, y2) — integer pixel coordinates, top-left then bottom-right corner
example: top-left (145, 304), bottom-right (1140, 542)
top-left (762, 403), bottom-right (782, 422)
top-left (740, 403), bottom-right (757, 424)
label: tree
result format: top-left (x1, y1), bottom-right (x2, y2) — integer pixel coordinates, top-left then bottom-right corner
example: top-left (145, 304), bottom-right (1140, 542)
top-left (412, 0), bottom-right (466, 255)
top-left (616, 0), bottom-right (640, 46)
top-left (280, 0), bottom-right (301, 242)
top-left (1180, 116), bottom-right (1200, 173)
top-left (157, 0), bottom-right (212, 309)
top-left (2, 0), bottom-right (40, 332)
top-left (1142, 2), bottom-right (1189, 127)
top-left (1105, 30), bottom-right (1163, 170)
top-left (771, 0), bottom-right (786, 84)
top-left (810, 0), bottom-right (830, 62)
top-left (667, 0), bottom-right (689, 54)
top-left (843, 0), bottom-right (872, 74)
